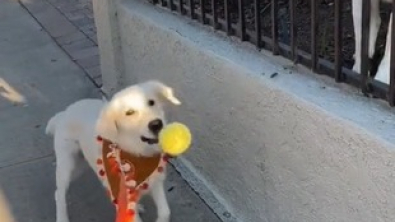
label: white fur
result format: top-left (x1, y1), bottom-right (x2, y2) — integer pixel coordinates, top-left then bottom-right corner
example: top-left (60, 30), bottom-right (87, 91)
top-left (352, 0), bottom-right (392, 85)
top-left (46, 80), bottom-right (181, 222)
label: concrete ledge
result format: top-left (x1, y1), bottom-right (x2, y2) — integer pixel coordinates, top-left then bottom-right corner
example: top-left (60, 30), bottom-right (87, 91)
top-left (95, 0), bottom-right (395, 221)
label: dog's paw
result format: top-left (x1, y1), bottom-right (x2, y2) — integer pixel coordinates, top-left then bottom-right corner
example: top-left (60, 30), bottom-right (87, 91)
top-left (155, 218), bottom-right (170, 222)
top-left (137, 203), bottom-right (145, 214)
top-left (156, 213), bottom-right (170, 222)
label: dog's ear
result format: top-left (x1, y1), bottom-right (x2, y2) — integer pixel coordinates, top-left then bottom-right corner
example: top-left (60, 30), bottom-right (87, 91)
top-left (146, 80), bottom-right (181, 105)
top-left (96, 102), bottom-right (119, 139)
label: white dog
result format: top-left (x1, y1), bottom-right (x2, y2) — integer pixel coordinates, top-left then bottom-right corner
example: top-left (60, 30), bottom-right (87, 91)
top-left (352, 0), bottom-right (392, 85)
top-left (46, 80), bottom-right (181, 222)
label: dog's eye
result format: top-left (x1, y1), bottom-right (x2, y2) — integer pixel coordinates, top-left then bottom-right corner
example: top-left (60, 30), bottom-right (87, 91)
top-left (148, 100), bottom-right (155, 107)
top-left (125, 109), bottom-right (136, 116)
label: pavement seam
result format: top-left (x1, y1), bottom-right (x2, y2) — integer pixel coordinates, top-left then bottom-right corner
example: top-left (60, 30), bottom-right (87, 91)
top-left (170, 162), bottom-right (228, 222)
top-left (42, 0), bottom-right (97, 46)
top-left (0, 153), bottom-right (54, 170)
top-left (171, 158), bottom-right (238, 222)
top-left (17, 0), bottom-right (102, 89)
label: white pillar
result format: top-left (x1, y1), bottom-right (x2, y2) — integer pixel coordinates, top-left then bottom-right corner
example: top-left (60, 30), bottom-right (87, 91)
top-left (92, 0), bottom-right (124, 95)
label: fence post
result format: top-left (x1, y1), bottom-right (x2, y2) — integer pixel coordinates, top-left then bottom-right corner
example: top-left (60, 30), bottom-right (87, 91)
top-left (92, 0), bottom-right (125, 95)
top-left (389, 3), bottom-right (395, 106)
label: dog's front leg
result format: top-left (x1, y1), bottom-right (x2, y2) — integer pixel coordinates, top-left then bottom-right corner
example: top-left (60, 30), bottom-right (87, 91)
top-left (150, 181), bottom-right (170, 222)
top-left (135, 211), bottom-right (143, 222)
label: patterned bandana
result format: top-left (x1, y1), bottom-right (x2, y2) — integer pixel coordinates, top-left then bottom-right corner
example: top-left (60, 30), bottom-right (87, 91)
top-left (95, 136), bottom-right (169, 222)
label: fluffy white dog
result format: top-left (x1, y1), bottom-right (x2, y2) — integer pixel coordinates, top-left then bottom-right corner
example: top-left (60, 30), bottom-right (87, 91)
top-left (46, 80), bottom-right (181, 222)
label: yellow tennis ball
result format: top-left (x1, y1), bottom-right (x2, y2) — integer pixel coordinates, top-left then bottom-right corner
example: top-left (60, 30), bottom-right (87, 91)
top-left (159, 122), bottom-right (192, 156)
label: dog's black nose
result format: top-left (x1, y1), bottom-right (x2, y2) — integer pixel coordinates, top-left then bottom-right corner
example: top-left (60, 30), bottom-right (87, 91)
top-left (148, 119), bottom-right (163, 135)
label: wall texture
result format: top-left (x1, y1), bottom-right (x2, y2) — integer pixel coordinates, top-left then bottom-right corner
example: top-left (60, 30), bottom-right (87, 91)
top-left (94, 0), bottom-right (395, 221)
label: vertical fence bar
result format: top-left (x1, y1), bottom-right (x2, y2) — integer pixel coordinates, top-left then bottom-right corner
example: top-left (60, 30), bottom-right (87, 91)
top-left (225, 0), bottom-right (232, 35)
top-left (153, 0), bottom-right (159, 4)
top-left (212, 0), bottom-right (218, 29)
top-left (238, 0), bottom-right (246, 40)
top-left (334, 0), bottom-right (343, 82)
top-left (161, 0), bottom-right (165, 7)
top-left (190, 0), bottom-right (195, 18)
top-left (169, 0), bottom-right (174, 10)
top-left (389, 3), bottom-right (395, 106)
top-left (271, 0), bottom-right (279, 54)
top-left (289, 0), bottom-right (297, 62)
top-left (311, 0), bottom-right (318, 71)
top-left (200, 0), bottom-right (206, 23)
top-left (361, 0), bottom-right (371, 93)
top-left (179, 0), bottom-right (183, 14)
top-left (254, 0), bottom-right (261, 47)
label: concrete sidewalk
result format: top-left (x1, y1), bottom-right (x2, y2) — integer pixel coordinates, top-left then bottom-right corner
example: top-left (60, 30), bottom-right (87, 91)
top-left (0, 0), bottom-right (221, 221)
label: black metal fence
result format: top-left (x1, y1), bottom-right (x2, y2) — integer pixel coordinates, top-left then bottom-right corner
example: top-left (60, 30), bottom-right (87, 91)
top-left (150, 0), bottom-right (395, 106)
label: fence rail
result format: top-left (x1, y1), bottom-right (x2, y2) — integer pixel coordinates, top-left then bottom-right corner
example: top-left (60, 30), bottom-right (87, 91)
top-left (150, 0), bottom-right (395, 106)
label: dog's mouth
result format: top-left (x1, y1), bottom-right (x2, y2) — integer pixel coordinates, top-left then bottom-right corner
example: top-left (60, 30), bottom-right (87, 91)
top-left (140, 136), bottom-right (159, 145)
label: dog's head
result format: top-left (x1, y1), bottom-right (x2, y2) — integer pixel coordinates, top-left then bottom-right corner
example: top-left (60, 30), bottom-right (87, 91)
top-left (96, 80), bottom-right (181, 155)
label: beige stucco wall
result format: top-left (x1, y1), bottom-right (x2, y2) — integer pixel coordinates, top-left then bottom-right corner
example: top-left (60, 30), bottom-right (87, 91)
top-left (93, 0), bottom-right (395, 221)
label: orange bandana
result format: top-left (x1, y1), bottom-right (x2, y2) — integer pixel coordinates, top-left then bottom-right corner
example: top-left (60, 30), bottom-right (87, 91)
top-left (96, 136), bottom-right (169, 222)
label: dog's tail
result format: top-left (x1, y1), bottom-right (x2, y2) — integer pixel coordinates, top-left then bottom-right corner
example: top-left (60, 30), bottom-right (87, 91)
top-left (45, 111), bottom-right (64, 135)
